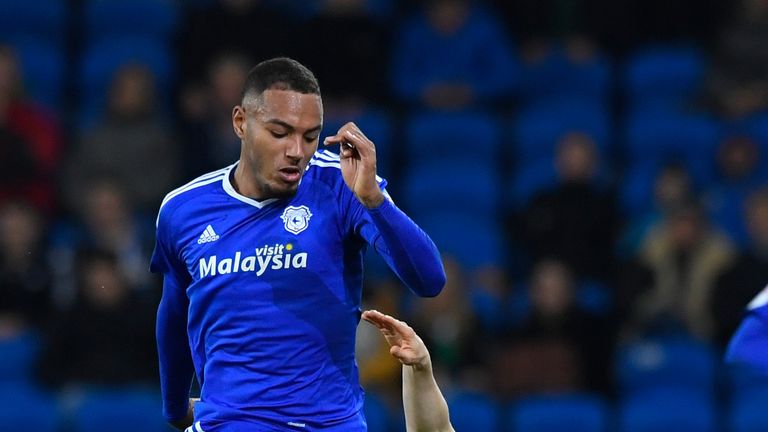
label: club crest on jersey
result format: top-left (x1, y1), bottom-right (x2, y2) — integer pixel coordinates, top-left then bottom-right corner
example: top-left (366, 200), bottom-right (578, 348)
top-left (280, 205), bottom-right (313, 235)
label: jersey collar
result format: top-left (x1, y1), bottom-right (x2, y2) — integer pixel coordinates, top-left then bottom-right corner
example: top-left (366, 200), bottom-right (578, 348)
top-left (222, 162), bottom-right (279, 209)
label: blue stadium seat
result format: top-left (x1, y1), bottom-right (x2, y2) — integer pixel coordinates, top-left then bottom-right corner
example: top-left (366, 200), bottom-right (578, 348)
top-left (507, 393), bottom-right (610, 432)
top-left (73, 387), bottom-right (169, 432)
top-left (84, 0), bottom-right (179, 39)
top-left (470, 288), bottom-right (508, 331)
top-left (615, 336), bottom-right (717, 397)
top-left (0, 383), bottom-right (59, 432)
top-left (519, 47), bottom-right (612, 103)
top-left (6, 37), bottom-right (65, 109)
top-left (513, 99), bottom-right (610, 164)
top-left (0, 0), bottom-right (66, 42)
top-left (447, 391), bottom-right (500, 432)
top-left (618, 162), bottom-right (663, 215)
top-left (416, 212), bottom-right (506, 270)
top-left (0, 330), bottom-right (42, 384)
top-left (619, 388), bottom-right (715, 432)
top-left (624, 45), bottom-right (705, 108)
top-left (322, 108), bottom-right (393, 177)
top-left (405, 110), bottom-right (500, 164)
top-left (729, 386), bottom-right (768, 432)
top-left (623, 110), bottom-right (721, 180)
top-left (706, 180), bottom-right (765, 248)
top-left (402, 160), bottom-right (501, 215)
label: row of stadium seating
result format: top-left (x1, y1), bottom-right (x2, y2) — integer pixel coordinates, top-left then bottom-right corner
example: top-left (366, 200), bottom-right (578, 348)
top-left (324, 105), bottom-right (768, 269)
top-left (0, 1), bottom-right (709, 114)
top-left (2, 329), bottom-right (766, 431)
top-left (2, 373), bottom-right (765, 432)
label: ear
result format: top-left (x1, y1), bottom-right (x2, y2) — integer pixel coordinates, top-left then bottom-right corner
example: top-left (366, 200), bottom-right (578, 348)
top-left (232, 106), bottom-right (246, 139)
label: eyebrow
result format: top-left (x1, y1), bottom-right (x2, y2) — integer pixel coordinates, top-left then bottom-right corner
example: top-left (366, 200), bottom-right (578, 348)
top-left (265, 119), bottom-right (322, 134)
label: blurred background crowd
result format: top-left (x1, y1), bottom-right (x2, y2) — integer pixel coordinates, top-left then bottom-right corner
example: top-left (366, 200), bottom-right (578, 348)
top-left (2, 0), bottom-right (768, 430)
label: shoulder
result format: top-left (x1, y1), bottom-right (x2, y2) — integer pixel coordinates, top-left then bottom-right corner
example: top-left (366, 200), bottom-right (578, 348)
top-left (305, 150), bottom-right (387, 190)
top-left (156, 164), bottom-right (232, 226)
top-left (305, 150), bottom-right (344, 187)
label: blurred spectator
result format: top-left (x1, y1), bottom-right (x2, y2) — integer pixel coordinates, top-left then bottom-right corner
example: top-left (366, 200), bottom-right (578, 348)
top-left (492, 259), bottom-right (612, 397)
top-left (711, 188), bottom-right (768, 348)
top-left (64, 64), bottom-right (179, 213)
top-left (299, 0), bottom-right (390, 102)
top-left (391, 0), bottom-right (517, 109)
top-left (0, 201), bottom-right (53, 334)
top-left (178, 0), bottom-right (296, 87)
top-left (39, 249), bottom-right (157, 387)
top-left (516, 35), bottom-right (611, 103)
top-left (627, 202), bottom-right (734, 341)
top-left (0, 45), bottom-right (62, 214)
top-left (408, 258), bottom-right (485, 385)
top-left (706, 0), bottom-right (768, 118)
top-left (179, 53), bottom-right (249, 176)
top-left (50, 179), bottom-right (156, 305)
top-left (705, 135), bottom-right (768, 247)
top-left (520, 132), bottom-right (618, 280)
top-left (356, 279), bottom-right (404, 397)
top-left (619, 164), bottom-right (695, 256)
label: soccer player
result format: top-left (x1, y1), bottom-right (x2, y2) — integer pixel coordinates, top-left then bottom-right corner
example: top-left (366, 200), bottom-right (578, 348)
top-left (151, 57), bottom-right (446, 431)
top-left (726, 285), bottom-right (768, 373)
top-left (361, 310), bottom-right (455, 432)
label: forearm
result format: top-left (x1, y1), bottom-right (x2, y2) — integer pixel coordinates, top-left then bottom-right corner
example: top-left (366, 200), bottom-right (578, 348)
top-left (156, 297), bottom-right (195, 423)
top-left (403, 359), bottom-right (454, 432)
top-left (366, 199), bottom-right (446, 297)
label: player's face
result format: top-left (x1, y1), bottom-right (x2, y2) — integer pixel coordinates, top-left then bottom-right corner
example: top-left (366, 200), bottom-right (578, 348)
top-left (234, 89), bottom-right (322, 199)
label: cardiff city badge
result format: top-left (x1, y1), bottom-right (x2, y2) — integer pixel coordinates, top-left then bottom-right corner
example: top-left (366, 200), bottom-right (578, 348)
top-left (280, 205), bottom-right (313, 235)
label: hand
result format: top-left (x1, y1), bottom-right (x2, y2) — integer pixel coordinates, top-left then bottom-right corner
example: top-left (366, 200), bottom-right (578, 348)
top-left (323, 123), bottom-right (384, 208)
top-left (362, 310), bottom-right (430, 370)
top-left (170, 398), bottom-right (199, 430)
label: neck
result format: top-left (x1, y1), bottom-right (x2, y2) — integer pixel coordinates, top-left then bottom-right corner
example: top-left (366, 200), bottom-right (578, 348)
top-left (233, 161), bottom-right (265, 200)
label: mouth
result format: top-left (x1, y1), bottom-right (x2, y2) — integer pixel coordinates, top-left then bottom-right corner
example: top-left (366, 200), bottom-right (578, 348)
top-left (277, 166), bottom-right (302, 184)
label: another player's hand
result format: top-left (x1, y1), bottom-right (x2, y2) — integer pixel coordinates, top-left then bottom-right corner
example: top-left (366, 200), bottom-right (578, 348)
top-left (323, 123), bottom-right (384, 208)
top-left (362, 310), bottom-right (430, 370)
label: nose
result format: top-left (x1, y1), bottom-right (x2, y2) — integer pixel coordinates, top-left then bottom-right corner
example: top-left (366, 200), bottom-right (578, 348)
top-left (285, 136), bottom-right (304, 161)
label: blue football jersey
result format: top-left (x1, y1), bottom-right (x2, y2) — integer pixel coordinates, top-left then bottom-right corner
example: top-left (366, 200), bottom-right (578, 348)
top-left (726, 285), bottom-right (768, 373)
top-left (151, 150), bottom-right (444, 431)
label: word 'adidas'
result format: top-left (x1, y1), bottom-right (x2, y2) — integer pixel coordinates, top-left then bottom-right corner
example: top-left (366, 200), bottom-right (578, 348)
top-left (198, 225), bottom-right (220, 244)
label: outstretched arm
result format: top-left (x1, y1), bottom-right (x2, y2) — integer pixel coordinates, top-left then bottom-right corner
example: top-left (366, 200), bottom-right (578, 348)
top-left (362, 310), bottom-right (455, 432)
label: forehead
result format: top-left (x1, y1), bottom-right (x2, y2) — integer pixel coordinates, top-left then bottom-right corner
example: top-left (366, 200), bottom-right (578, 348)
top-left (254, 89), bottom-right (322, 127)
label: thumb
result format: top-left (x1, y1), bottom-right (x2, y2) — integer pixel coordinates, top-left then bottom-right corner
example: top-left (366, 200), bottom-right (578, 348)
top-left (390, 345), bottom-right (402, 358)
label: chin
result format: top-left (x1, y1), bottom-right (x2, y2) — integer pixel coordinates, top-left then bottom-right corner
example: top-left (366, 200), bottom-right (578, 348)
top-left (265, 183), bottom-right (299, 200)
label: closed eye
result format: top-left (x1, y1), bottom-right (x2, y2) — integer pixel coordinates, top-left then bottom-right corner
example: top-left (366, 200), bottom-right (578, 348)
top-left (270, 131), bottom-right (287, 139)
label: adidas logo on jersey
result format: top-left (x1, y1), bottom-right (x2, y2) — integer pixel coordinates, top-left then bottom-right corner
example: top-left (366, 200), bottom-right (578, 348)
top-left (198, 243), bottom-right (308, 278)
top-left (197, 225), bottom-right (220, 244)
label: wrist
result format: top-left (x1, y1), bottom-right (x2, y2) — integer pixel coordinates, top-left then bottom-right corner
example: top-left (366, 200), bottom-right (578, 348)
top-left (358, 190), bottom-right (385, 209)
top-left (411, 354), bottom-right (432, 373)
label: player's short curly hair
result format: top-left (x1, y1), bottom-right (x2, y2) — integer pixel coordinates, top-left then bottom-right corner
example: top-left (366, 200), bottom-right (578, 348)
top-left (240, 57), bottom-right (320, 103)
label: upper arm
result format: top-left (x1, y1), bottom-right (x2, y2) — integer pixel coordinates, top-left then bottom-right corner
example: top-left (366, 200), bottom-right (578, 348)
top-left (151, 205), bottom-right (192, 306)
